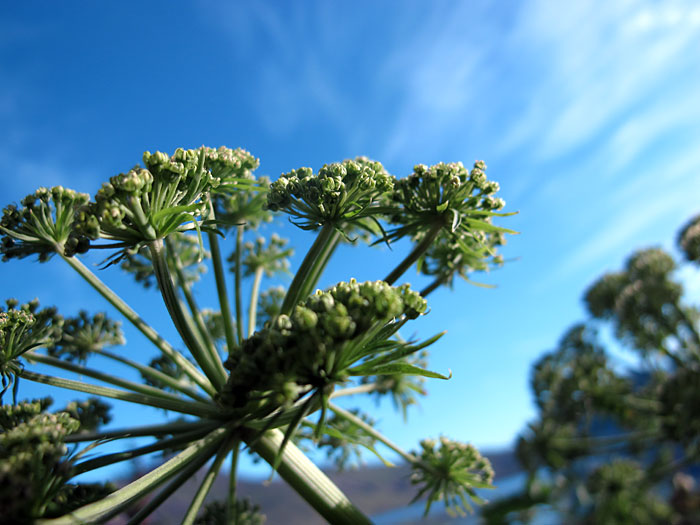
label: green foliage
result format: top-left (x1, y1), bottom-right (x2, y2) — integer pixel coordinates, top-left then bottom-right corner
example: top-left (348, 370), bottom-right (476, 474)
top-left (0, 145), bottom-right (513, 523)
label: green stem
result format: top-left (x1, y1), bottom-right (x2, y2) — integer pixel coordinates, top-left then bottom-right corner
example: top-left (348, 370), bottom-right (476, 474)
top-left (38, 428), bottom-right (228, 525)
top-left (61, 255), bottom-right (214, 396)
top-left (383, 221), bottom-right (443, 285)
top-left (149, 239), bottom-right (225, 390)
top-left (19, 370), bottom-right (221, 418)
top-left (329, 383), bottom-right (382, 399)
top-left (209, 229), bottom-right (239, 352)
top-left (65, 419), bottom-right (213, 443)
top-left (227, 443), bottom-right (240, 524)
top-left (281, 222), bottom-right (337, 315)
top-left (249, 429), bottom-right (372, 525)
top-left (25, 351), bottom-right (191, 403)
top-left (94, 348), bottom-right (210, 403)
top-left (73, 424), bottom-right (220, 475)
top-left (234, 224), bottom-right (244, 345)
top-left (248, 266), bottom-right (264, 336)
top-left (298, 229), bottom-right (341, 301)
top-left (166, 236), bottom-right (221, 368)
top-left (182, 437), bottom-right (233, 525)
top-left (329, 402), bottom-right (418, 464)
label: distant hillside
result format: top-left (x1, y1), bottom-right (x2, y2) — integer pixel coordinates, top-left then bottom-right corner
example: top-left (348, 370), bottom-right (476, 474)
top-left (107, 449), bottom-right (519, 524)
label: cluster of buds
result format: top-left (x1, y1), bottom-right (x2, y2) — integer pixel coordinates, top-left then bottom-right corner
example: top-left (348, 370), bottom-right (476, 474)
top-left (388, 161), bottom-right (505, 234)
top-left (584, 460), bottom-right (671, 523)
top-left (196, 498), bottom-right (266, 525)
top-left (679, 214), bottom-right (700, 263)
top-left (0, 406), bottom-right (80, 521)
top-left (1, 299), bottom-right (62, 401)
top-left (585, 248), bottom-right (686, 355)
top-left (266, 158), bottom-right (393, 230)
top-left (411, 437), bottom-right (494, 517)
top-left (0, 186), bottom-right (90, 261)
top-left (203, 146), bottom-right (259, 184)
top-left (61, 397), bottom-right (112, 433)
top-left (222, 280), bottom-right (426, 412)
top-left (47, 311), bottom-right (124, 363)
top-left (231, 234), bottom-right (293, 279)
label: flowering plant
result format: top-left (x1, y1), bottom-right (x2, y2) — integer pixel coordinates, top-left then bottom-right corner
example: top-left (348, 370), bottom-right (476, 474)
top-left (0, 146), bottom-right (514, 523)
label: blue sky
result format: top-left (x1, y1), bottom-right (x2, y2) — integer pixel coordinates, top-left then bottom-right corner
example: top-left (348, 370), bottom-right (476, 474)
top-left (2, 1), bottom-right (700, 478)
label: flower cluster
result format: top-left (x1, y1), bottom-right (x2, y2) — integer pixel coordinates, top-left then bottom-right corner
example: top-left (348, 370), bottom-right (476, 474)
top-left (410, 436), bottom-right (494, 517)
top-left (0, 186), bottom-right (90, 262)
top-left (1, 299), bottom-right (62, 401)
top-left (221, 280), bottom-right (427, 414)
top-left (230, 234), bottom-right (293, 278)
top-left (678, 214), bottom-right (700, 264)
top-left (266, 157), bottom-right (393, 230)
top-left (47, 311), bottom-right (124, 363)
top-left (386, 161), bottom-right (506, 240)
top-left (196, 498), bottom-right (266, 525)
top-left (0, 406), bottom-right (80, 521)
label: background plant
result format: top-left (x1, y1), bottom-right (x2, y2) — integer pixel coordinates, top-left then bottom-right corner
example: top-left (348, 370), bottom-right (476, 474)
top-left (0, 145), bottom-right (514, 523)
top-left (484, 214), bottom-right (700, 524)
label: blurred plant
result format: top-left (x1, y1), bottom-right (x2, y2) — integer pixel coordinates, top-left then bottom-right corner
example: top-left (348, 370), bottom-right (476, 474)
top-left (0, 146), bottom-right (513, 523)
top-left (484, 214), bottom-right (700, 524)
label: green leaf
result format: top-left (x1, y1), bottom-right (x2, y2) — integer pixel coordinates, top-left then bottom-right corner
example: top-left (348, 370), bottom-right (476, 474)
top-left (463, 217), bottom-right (519, 235)
top-left (353, 363), bottom-right (451, 380)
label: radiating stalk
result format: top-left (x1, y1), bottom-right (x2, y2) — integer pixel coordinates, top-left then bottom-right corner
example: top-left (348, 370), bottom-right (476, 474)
top-left (73, 424), bottom-right (220, 475)
top-left (298, 229), bottom-right (341, 301)
top-left (281, 222), bottom-right (337, 315)
top-left (329, 402), bottom-right (418, 464)
top-left (227, 442), bottom-right (240, 524)
top-left (248, 266), bottom-right (264, 336)
top-left (19, 370), bottom-right (220, 418)
top-left (64, 419), bottom-right (212, 443)
top-left (234, 225), bottom-right (245, 344)
top-left (383, 221), bottom-right (443, 285)
top-left (250, 429), bottom-right (372, 525)
top-left (150, 239), bottom-right (225, 390)
top-left (38, 428), bottom-right (228, 525)
top-left (182, 437), bottom-right (233, 525)
top-left (26, 351), bottom-right (193, 404)
top-left (208, 229), bottom-right (239, 352)
top-left (94, 348), bottom-right (210, 403)
top-left (61, 255), bottom-right (214, 396)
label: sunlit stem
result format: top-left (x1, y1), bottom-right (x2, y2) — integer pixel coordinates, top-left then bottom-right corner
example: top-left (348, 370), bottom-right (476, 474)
top-left (250, 429), bottom-right (372, 525)
top-left (248, 266), bottom-right (264, 336)
top-left (61, 255), bottom-right (215, 396)
top-left (149, 239), bottom-right (226, 390)
top-left (384, 221), bottom-right (443, 285)
top-left (166, 236), bottom-right (221, 367)
top-left (234, 224), bottom-right (245, 345)
top-left (281, 222), bottom-right (337, 315)
top-left (329, 382), bottom-right (382, 399)
top-left (329, 402), bottom-right (418, 465)
top-left (19, 370), bottom-right (221, 418)
top-left (298, 229), bottom-right (341, 301)
top-left (208, 229), bottom-right (239, 354)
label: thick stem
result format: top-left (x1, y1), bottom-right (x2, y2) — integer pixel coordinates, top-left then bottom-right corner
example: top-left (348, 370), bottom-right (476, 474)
top-left (64, 419), bottom-right (213, 443)
top-left (208, 229), bottom-right (239, 352)
top-left (248, 266), bottom-right (264, 336)
top-left (227, 443), bottom-right (240, 524)
top-left (249, 429), bottom-right (372, 525)
top-left (61, 255), bottom-right (214, 396)
top-left (383, 221), bottom-right (443, 285)
top-left (329, 402), bottom-right (418, 465)
top-left (281, 222), bottom-right (337, 315)
top-left (150, 239), bottom-right (225, 390)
